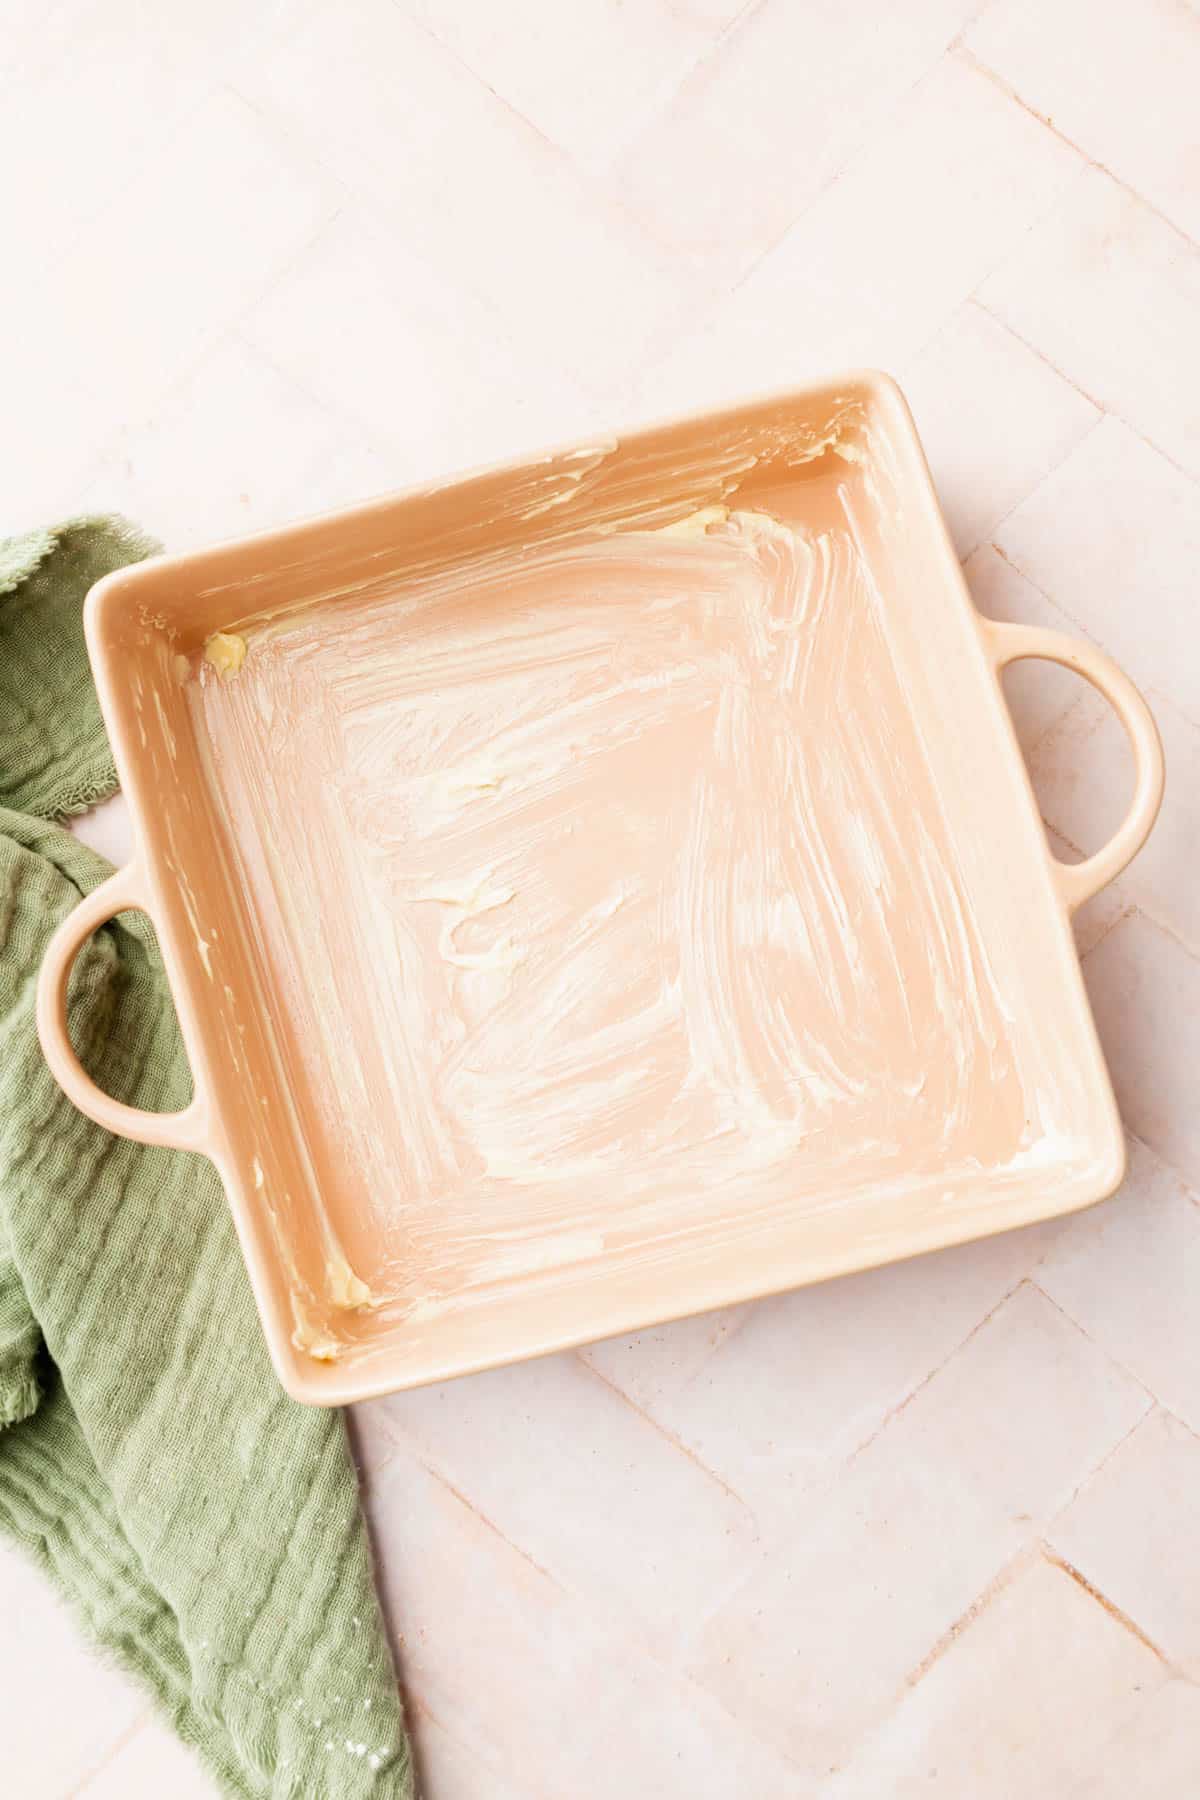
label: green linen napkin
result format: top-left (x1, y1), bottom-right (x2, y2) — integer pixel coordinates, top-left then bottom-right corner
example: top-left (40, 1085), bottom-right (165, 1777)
top-left (0, 520), bottom-right (413, 1797)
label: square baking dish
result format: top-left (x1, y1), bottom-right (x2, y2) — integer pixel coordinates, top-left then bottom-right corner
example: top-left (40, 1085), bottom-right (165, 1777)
top-left (38, 373), bottom-right (1163, 1403)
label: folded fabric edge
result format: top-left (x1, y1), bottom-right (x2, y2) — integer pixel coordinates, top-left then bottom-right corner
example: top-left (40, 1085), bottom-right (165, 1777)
top-left (0, 524), bottom-right (58, 599)
top-left (0, 1365), bottom-right (40, 1427)
top-left (0, 515), bottom-right (161, 601)
top-left (0, 515), bottom-right (162, 820)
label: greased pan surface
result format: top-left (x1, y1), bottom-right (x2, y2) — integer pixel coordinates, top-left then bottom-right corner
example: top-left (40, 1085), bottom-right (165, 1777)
top-left (38, 374), bottom-right (1164, 1402)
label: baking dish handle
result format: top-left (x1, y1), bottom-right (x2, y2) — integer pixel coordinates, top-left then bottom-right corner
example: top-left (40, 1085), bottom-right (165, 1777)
top-left (36, 863), bottom-right (209, 1152)
top-left (984, 620), bottom-right (1165, 913)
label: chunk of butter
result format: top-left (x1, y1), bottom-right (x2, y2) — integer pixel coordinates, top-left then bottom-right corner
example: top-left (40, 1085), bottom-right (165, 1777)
top-left (204, 631), bottom-right (247, 678)
top-left (327, 1254), bottom-right (375, 1311)
top-left (652, 504), bottom-right (730, 538)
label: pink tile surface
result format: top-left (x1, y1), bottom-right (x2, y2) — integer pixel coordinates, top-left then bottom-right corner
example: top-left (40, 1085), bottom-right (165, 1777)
top-left (5, 1), bottom-right (1199, 1792)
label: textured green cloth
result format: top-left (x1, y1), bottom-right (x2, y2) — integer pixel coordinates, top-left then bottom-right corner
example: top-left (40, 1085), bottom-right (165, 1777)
top-left (0, 521), bottom-right (413, 1797)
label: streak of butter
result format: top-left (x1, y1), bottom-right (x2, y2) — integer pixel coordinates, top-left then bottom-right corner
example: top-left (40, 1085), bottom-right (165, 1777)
top-left (292, 1320), bottom-right (343, 1362)
top-left (291, 1254), bottom-right (376, 1361)
top-left (176, 874), bottom-right (214, 979)
top-left (480, 1231), bottom-right (606, 1279)
top-left (204, 631), bottom-right (247, 678)
top-left (443, 937), bottom-right (522, 972)
top-left (418, 873), bottom-right (519, 972)
top-left (729, 508), bottom-right (784, 539)
top-left (421, 875), bottom-right (515, 911)
top-left (652, 504), bottom-right (730, 538)
top-left (326, 1251), bottom-right (377, 1311)
top-left (441, 753), bottom-right (509, 799)
top-left (171, 652), bottom-right (191, 684)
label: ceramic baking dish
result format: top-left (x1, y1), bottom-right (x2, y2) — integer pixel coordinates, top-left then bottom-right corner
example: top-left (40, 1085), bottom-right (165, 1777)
top-left (38, 373), bottom-right (1163, 1405)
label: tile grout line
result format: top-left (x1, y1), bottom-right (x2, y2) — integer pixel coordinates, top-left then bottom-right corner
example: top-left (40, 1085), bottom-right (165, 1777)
top-left (577, 1354), bottom-right (752, 1514)
top-left (840, 1521), bottom-right (1142, 1778)
top-left (929, 55), bottom-right (1094, 303)
top-left (983, 532), bottom-right (1200, 878)
top-left (215, 83), bottom-right (352, 334)
top-left (71, 202), bottom-right (349, 513)
top-left (1023, 683), bottom-right (1108, 762)
top-left (1112, 903), bottom-right (1200, 964)
top-left (987, 540), bottom-right (1108, 644)
top-left (391, 31), bottom-right (1127, 463)
top-left (405, 1691), bottom-right (559, 1800)
top-left (841, 1272), bottom-right (1032, 1469)
top-left (1074, 885), bottom-right (1200, 967)
top-left (228, 72), bottom-right (685, 393)
top-left (6, 70), bottom-right (224, 305)
top-left (967, 298), bottom-right (1112, 419)
top-left (672, 1660), bottom-right (827, 1782)
top-left (1040, 1545), bottom-right (1185, 1673)
top-left (392, 0), bottom-right (712, 293)
top-left (1030, 1277), bottom-right (1162, 1414)
top-left (1043, 1393), bottom-right (1158, 1526)
top-left (347, 1415), bottom-right (406, 1492)
top-left (1013, 682), bottom-right (1101, 768)
top-left (1144, 681), bottom-right (1200, 739)
top-left (901, 1545), bottom-right (1039, 1696)
top-left (396, 0), bottom-right (767, 187)
top-left (1123, 1126), bottom-right (1200, 1214)
top-left (382, 1426), bottom-right (810, 1780)
top-left (674, 40), bottom-right (981, 313)
top-left (411, 1450), bottom-right (568, 1590)
top-left (64, 1710), bottom-right (151, 1798)
top-left (814, 1400), bottom-right (1185, 1746)
top-left (577, 1308), bottom-right (754, 1410)
top-left (960, 399), bottom-right (1105, 566)
top-left (1145, 1397), bottom-right (1200, 1450)
top-left (959, 45), bottom-right (1200, 255)
top-left (228, 321), bottom-right (409, 472)
top-left (1075, 898), bottom-right (1138, 960)
top-left (975, 306), bottom-right (1200, 491)
top-left (380, 0), bottom-right (563, 157)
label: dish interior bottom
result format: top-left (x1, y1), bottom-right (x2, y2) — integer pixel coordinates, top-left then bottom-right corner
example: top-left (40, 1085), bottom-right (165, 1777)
top-left (186, 457), bottom-right (1088, 1355)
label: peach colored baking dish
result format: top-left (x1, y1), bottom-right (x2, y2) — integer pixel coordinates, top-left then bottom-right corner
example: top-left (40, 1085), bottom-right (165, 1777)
top-left (38, 374), bottom-right (1164, 1405)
